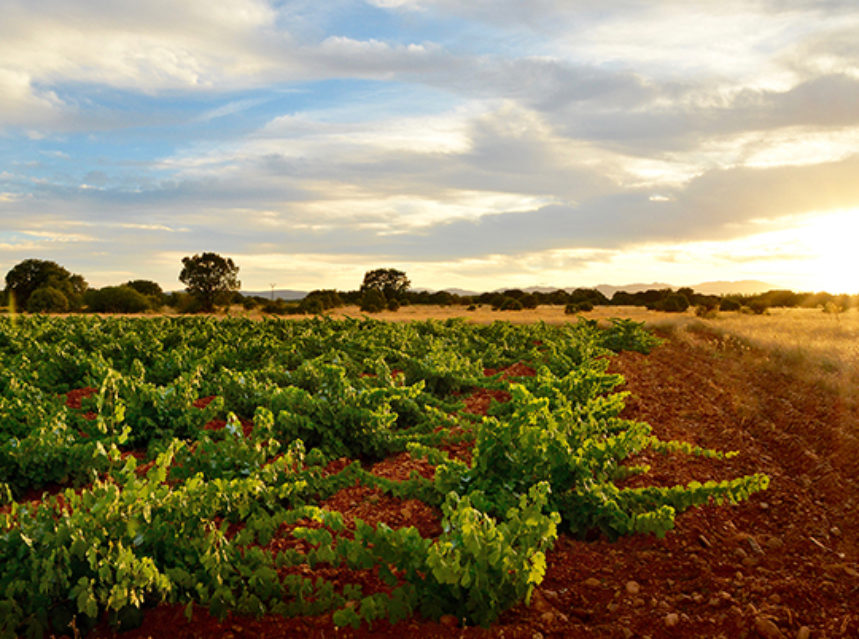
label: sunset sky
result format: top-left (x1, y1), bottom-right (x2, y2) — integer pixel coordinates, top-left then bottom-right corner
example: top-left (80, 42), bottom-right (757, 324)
top-left (2, 1), bottom-right (858, 293)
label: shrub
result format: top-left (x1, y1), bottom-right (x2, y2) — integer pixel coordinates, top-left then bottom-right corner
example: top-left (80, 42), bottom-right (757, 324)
top-left (499, 297), bottom-right (523, 311)
top-left (360, 288), bottom-right (386, 313)
top-left (519, 293), bottom-right (538, 309)
top-left (86, 286), bottom-right (150, 313)
top-left (564, 302), bottom-right (593, 314)
top-left (262, 299), bottom-right (293, 315)
top-left (695, 304), bottom-right (718, 319)
top-left (747, 300), bottom-right (769, 315)
top-left (386, 298), bottom-right (400, 311)
top-left (301, 298), bottom-right (325, 315)
top-left (124, 280), bottom-right (164, 308)
top-left (719, 298), bottom-right (741, 311)
top-left (242, 297), bottom-right (258, 310)
top-left (26, 287), bottom-right (69, 313)
top-left (658, 293), bottom-right (690, 313)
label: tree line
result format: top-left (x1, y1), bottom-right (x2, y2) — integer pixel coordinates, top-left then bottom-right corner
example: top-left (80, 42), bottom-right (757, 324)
top-left (1, 254), bottom-right (855, 316)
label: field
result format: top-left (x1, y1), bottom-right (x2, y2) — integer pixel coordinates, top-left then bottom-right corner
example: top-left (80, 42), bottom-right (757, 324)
top-left (0, 311), bottom-right (856, 638)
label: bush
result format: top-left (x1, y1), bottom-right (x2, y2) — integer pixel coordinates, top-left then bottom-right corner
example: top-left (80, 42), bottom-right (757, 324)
top-left (747, 300), bottom-right (769, 315)
top-left (86, 286), bottom-right (151, 313)
top-left (26, 287), bottom-right (69, 313)
top-left (242, 297), bottom-right (258, 310)
top-left (360, 288), bottom-right (386, 313)
top-left (658, 293), bottom-right (690, 313)
top-left (564, 302), bottom-right (593, 314)
top-left (719, 298), bottom-right (741, 311)
top-left (519, 293), bottom-right (538, 309)
top-left (124, 280), bottom-right (164, 308)
top-left (261, 299), bottom-right (300, 315)
top-left (695, 304), bottom-right (718, 319)
top-left (498, 297), bottom-right (523, 311)
top-left (386, 298), bottom-right (400, 312)
top-left (301, 298), bottom-right (325, 315)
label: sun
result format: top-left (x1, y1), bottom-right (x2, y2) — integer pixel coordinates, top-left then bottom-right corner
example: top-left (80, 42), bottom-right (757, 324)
top-left (793, 209), bottom-right (859, 294)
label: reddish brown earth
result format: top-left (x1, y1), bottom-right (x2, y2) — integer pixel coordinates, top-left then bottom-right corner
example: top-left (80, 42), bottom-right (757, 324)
top-left (58, 333), bottom-right (858, 638)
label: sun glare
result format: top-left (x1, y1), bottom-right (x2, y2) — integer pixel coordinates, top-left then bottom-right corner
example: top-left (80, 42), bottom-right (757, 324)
top-left (794, 209), bottom-right (859, 294)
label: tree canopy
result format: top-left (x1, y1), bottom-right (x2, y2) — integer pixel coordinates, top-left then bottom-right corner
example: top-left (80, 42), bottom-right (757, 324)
top-left (360, 268), bottom-right (410, 300)
top-left (4, 259), bottom-right (87, 311)
top-left (178, 253), bottom-right (240, 312)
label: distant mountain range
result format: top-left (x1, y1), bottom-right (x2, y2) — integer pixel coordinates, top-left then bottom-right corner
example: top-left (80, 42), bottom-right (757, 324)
top-left (247, 280), bottom-right (775, 301)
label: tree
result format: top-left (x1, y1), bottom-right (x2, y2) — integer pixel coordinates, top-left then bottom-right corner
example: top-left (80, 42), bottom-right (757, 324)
top-left (4, 259), bottom-right (87, 311)
top-left (26, 287), bottom-right (69, 313)
top-left (360, 268), bottom-right (410, 301)
top-left (125, 279), bottom-right (163, 298)
top-left (178, 252), bottom-right (240, 312)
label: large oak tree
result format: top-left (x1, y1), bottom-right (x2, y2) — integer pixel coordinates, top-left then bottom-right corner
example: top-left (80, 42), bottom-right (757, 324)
top-left (179, 252), bottom-right (240, 312)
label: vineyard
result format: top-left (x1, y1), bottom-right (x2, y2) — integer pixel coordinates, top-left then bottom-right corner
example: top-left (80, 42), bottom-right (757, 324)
top-left (0, 316), bottom-right (770, 638)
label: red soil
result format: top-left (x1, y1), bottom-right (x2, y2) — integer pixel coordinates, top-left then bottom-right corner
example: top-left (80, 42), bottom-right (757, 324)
top-left (48, 335), bottom-right (859, 637)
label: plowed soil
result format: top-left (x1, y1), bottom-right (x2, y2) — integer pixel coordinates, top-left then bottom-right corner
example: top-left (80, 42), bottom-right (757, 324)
top-left (83, 329), bottom-right (857, 639)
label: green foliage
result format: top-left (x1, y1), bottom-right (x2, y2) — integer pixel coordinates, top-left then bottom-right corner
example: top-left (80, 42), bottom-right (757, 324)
top-left (422, 483), bottom-right (559, 626)
top-left (87, 286), bottom-right (151, 313)
top-left (495, 297), bottom-right (523, 311)
top-left (565, 301), bottom-right (593, 314)
top-left (0, 314), bottom-right (768, 636)
top-left (359, 288), bottom-right (386, 313)
top-left (179, 253), bottom-right (240, 312)
top-left (26, 287), bottom-right (70, 313)
top-left (4, 259), bottom-right (88, 311)
top-left (360, 268), bottom-right (410, 301)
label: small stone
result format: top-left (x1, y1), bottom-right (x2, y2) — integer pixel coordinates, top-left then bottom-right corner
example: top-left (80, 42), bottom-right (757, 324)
top-left (796, 626), bottom-right (811, 639)
top-left (531, 590), bottom-right (553, 613)
top-left (625, 580), bottom-right (641, 595)
top-left (754, 616), bottom-right (785, 639)
top-left (540, 611), bottom-right (555, 624)
top-left (743, 557), bottom-right (760, 568)
top-left (664, 613), bottom-right (680, 627)
top-left (830, 526), bottom-right (841, 537)
top-left (633, 598), bottom-right (645, 607)
top-left (584, 577), bottom-right (602, 588)
top-left (766, 537), bottom-right (784, 550)
top-left (439, 614), bottom-right (458, 628)
top-left (747, 537), bottom-right (765, 555)
top-left (768, 593), bottom-right (781, 604)
top-left (621, 628), bottom-right (635, 639)
top-left (735, 548), bottom-right (749, 560)
top-left (693, 593), bottom-right (704, 604)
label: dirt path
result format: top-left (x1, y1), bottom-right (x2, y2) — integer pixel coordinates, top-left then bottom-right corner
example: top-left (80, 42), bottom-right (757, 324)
top-left (89, 330), bottom-right (858, 639)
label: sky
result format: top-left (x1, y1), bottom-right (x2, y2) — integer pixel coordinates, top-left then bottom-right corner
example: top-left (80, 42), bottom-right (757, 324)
top-left (2, 0), bottom-right (859, 294)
